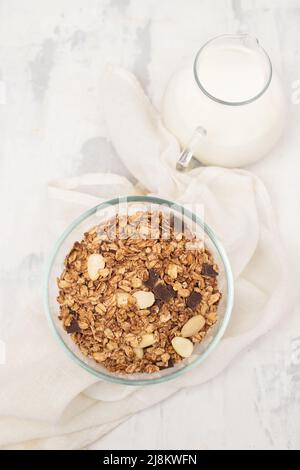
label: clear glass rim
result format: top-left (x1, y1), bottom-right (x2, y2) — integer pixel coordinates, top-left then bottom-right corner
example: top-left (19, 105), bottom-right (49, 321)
top-left (193, 33), bottom-right (273, 106)
top-left (43, 195), bottom-right (234, 386)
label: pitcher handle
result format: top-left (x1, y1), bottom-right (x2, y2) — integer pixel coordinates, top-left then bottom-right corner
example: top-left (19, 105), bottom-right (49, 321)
top-left (176, 126), bottom-right (207, 172)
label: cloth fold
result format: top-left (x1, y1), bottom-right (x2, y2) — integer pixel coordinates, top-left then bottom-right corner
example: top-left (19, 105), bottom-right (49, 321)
top-left (0, 66), bottom-right (289, 449)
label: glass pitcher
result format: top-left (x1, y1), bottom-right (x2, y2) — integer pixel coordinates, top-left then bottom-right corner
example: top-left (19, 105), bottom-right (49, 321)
top-left (162, 34), bottom-right (286, 170)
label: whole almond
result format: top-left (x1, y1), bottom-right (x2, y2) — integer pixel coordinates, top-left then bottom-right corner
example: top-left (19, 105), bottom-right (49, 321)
top-left (171, 337), bottom-right (193, 358)
top-left (87, 254), bottom-right (105, 280)
top-left (138, 333), bottom-right (156, 348)
top-left (133, 291), bottom-right (155, 309)
top-left (181, 315), bottom-right (205, 338)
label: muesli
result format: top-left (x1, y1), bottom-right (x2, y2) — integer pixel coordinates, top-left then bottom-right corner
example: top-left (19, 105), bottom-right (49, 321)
top-left (57, 212), bottom-right (221, 374)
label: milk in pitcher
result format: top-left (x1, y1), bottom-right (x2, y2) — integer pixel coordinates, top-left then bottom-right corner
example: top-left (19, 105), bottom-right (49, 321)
top-left (163, 35), bottom-right (286, 167)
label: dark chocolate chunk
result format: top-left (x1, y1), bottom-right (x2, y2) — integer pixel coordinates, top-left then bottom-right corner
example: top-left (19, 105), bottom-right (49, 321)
top-left (201, 263), bottom-right (218, 277)
top-left (66, 318), bottom-right (81, 334)
top-left (167, 357), bottom-right (174, 368)
top-left (153, 283), bottom-right (176, 302)
top-left (186, 291), bottom-right (202, 310)
top-left (144, 269), bottom-right (160, 288)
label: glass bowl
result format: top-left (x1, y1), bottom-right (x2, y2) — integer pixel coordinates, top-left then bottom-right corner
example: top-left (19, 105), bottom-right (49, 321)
top-left (43, 195), bottom-right (234, 385)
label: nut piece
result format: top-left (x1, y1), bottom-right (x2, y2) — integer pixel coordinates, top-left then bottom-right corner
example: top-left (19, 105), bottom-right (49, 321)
top-left (133, 347), bottom-right (144, 359)
top-left (133, 290), bottom-right (155, 309)
top-left (181, 315), bottom-right (205, 337)
top-left (116, 292), bottom-right (130, 307)
top-left (138, 333), bottom-right (156, 348)
top-left (167, 263), bottom-right (178, 279)
top-left (171, 337), bottom-right (194, 358)
top-left (87, 254), bottom-right (105, 280)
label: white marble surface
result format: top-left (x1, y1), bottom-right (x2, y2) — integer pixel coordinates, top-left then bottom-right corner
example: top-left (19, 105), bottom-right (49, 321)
top-left (1, 0), bottom-right (300, 450)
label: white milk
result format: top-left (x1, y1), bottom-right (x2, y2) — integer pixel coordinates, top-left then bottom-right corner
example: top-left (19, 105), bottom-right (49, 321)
top-left (163, 39), bottom-right (286, 167)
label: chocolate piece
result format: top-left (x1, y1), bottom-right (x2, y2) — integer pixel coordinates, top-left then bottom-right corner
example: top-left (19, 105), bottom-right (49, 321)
top-left (153, 283), bottom-right (176, 302)
top-left (186, 291), bottom-right (202, 310)
top-left (201, 263), bottom-right (218, 277)
top-left (167, 357), bottom-right (174, 368)
top-left (66, 318), bottom-right (81, 334)
top-left (144, 269), bottom-right (160, 288)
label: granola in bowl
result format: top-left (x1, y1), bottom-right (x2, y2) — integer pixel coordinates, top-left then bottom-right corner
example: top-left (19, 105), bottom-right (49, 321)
top-left (57, 211), bottom-right (221, 374)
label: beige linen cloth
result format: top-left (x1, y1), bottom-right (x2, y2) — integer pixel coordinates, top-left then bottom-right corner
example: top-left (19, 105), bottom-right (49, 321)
top-left (0, 67), bottom-right (289, 449)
